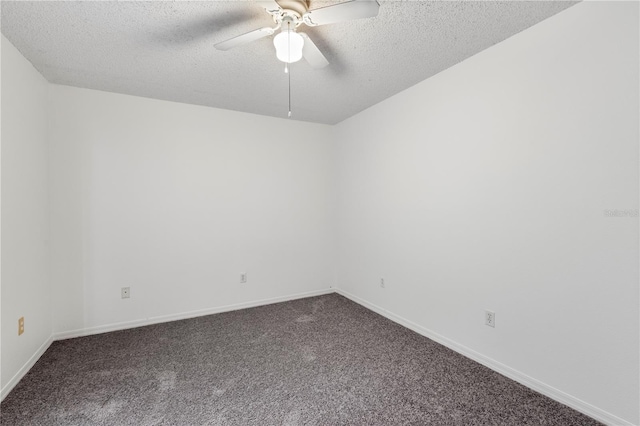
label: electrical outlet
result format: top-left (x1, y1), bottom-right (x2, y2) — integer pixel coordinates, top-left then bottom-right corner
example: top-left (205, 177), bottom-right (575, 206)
top-left (121, 287), bottom-right (130, 299)
top-left (380, 278), bottom-right (385, 288)
top-left (18, 317), bottom-right (24, 336)
top-left (485, 310), bottom-right (495, 328)
top-left (240, 273), bottom-right (247, 283)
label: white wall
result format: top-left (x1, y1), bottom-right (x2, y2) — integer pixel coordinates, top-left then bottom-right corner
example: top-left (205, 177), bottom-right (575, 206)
top-left (48, 86), bottom-right (335, 335)
top-left (334, 2), bottom-right (638, 425)
top-left (1, 36), bottom-right (51, 394)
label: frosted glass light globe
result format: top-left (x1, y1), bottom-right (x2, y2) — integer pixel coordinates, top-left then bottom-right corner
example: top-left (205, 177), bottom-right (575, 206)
top-left (273, 30), bottom-right (304, 63)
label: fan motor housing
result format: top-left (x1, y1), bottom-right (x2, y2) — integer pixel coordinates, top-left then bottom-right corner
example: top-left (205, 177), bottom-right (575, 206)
top-left (275, 0), bottom-right (309, 18)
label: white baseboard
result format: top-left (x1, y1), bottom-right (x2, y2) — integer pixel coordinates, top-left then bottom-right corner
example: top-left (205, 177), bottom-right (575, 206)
top-left (4, 289), bottom-right (332, 402)
top-left (53, 288), bottom-right (334, 341)
top-left (6, 287), bottom-right (633, 426)
top-left (335, 288), bottom-right (634, 426)
top-left (1, 335), bottom-right (53, 402)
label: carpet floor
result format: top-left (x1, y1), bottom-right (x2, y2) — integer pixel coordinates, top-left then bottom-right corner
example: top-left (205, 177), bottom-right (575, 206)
top-left (1, 293), bottom-right (600, 425)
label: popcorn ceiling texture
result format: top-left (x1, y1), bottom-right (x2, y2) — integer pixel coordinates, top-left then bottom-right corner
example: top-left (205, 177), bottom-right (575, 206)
top-left (1, 294), bottom-right (599, 425)
top-left (0, 1), bottom-right (576, 124)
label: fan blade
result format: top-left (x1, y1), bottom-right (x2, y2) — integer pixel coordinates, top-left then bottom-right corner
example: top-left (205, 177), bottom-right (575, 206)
top-left (257, 1), bottom-right (282, 15)
top-left (303, 0), bottom-right (380, 27)
top-left (214, 27), bottom-right (275, 51)
top-left (299, 33), bottom-right (329, 68)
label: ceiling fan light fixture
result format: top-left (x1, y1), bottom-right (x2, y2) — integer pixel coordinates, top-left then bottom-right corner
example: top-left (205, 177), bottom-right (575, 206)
top-left (273, 30), bottom-right (304, 63)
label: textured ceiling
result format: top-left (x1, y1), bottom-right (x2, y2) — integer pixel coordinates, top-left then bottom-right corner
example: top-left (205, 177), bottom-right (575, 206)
top-left (1, 1), bottom-right (576, 125)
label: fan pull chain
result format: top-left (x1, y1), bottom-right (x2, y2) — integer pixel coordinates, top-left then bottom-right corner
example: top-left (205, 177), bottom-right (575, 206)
top-left (288, 63), bottom-right (291, 118)
top-left (287, 20), bottom-right (292, 118)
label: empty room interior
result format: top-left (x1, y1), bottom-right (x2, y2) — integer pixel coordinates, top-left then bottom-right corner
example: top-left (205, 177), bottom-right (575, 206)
top-left (1, 1), bottom-right (639, 425)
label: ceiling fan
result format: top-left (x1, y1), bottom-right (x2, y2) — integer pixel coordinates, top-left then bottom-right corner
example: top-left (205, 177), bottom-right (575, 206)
top-left (214, 0), bottom-right (381, 69)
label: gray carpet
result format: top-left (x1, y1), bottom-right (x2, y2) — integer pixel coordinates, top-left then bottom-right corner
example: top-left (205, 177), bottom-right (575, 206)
top-left (1, 293), bottom-right (600, 425)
